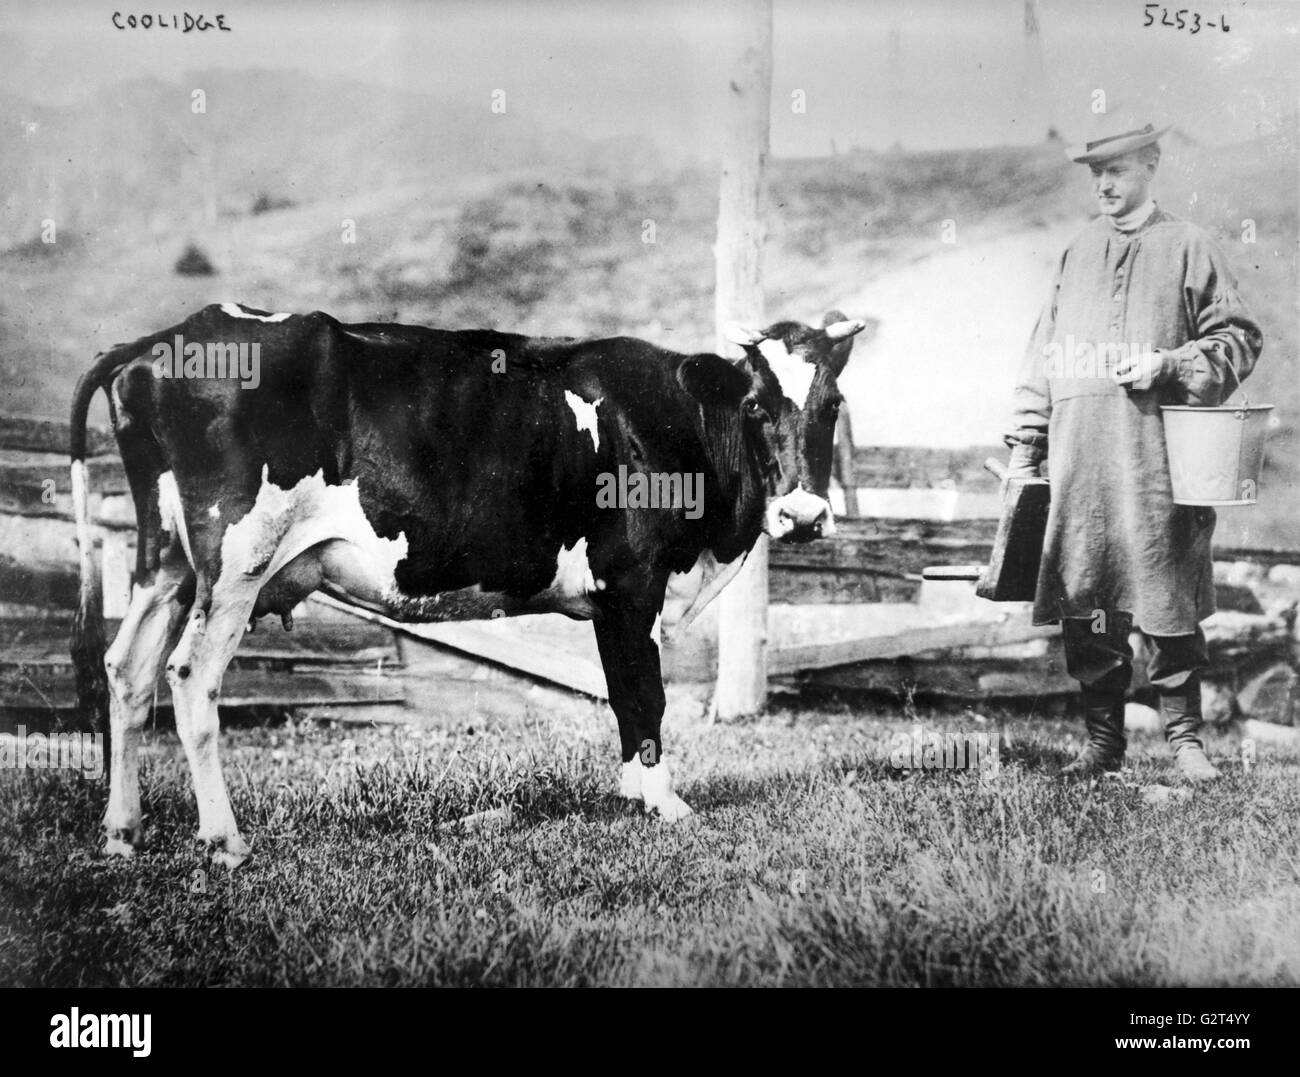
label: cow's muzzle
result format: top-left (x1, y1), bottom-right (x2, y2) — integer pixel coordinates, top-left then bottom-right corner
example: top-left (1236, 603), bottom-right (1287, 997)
top-left (766, 489), bottom-right (836, 542)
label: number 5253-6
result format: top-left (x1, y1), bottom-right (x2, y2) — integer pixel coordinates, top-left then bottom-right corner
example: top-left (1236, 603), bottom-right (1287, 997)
top-left (1143, 6), bottom-right (1230, 33)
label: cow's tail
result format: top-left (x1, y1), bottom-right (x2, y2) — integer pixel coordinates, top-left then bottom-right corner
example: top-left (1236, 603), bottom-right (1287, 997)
top-left (70, 346), bottom-right (135, 736)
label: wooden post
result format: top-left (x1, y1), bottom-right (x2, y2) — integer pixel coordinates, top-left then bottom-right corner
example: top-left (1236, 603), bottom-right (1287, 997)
top-left (713, 0), bottom-right (773, 720)
top-left (1023, 0), bottom-right (1059, 141)
top-left (835, 406), bottom-right (859, 518)
top-left (887, 24), bottom-right (902, 152)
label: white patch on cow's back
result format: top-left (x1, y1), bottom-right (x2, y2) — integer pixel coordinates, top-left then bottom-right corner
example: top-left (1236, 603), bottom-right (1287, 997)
top-left (549, 537), bottom-right (597, 599)
top-left (158, 471), bottom-right (196, 567)
top-left (220, 302), bottom-right (291, 323)
top-left (759, 338), bottom-right (815, 410)
top-left (564, 391), bottom-right (601, 450)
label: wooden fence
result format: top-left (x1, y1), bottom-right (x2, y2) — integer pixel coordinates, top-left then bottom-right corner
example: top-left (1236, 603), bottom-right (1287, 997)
top-left (2, 412), bottom-right (1297, 716)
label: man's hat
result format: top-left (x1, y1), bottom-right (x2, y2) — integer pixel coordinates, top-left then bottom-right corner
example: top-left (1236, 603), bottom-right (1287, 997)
top-left (1066, 107), bottom-right (1172, 164)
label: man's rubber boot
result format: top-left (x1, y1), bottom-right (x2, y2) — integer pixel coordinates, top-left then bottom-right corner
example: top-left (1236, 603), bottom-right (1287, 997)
top-left (1162, 677), bottom-right (1220, 783)
top-left (1061, 688), bottom-right (1126, 776)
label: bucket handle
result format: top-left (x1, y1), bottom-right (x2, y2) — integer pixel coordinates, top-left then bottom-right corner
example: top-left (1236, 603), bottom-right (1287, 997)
top-left (1220, 355), bottom-right (1247, 409)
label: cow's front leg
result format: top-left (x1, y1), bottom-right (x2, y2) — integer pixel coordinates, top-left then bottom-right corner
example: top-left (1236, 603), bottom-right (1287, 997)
top-left (593, 589), bottom-right (692, 822)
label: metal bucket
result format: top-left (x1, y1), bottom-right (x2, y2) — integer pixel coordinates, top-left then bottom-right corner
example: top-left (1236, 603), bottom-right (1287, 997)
top-left (1161, 403), bottom-right (1273, 506)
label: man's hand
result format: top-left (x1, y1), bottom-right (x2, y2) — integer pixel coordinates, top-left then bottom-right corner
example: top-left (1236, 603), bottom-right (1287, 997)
top-left (1006, 442), bottom-right (1043, 478)
top-left (1113, 349), bottom-right (1168, 392)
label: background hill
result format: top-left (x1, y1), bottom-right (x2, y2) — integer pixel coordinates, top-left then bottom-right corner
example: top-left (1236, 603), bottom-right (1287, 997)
top-left (1, 69), bottom-right (1294, 545)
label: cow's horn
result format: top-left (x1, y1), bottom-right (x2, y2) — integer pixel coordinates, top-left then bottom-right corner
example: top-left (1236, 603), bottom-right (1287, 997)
top-left (723, 322), bottom-right (767, 348)
top-left (823, 319), bottom-right (867, 340)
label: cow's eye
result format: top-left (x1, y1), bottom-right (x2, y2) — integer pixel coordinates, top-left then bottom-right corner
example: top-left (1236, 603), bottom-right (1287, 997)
top-left (743, 397), bottom-right (769, 421)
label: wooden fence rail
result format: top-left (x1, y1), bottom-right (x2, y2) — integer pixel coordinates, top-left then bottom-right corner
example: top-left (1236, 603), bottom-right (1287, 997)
top-left (4, 412), bottom-right (1298, 711)
top-left (6, 412), bottom-right (1300, 609)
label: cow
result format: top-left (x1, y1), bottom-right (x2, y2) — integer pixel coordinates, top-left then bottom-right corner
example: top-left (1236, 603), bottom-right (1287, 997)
top-left (70, 302), bottom-right (864, 867)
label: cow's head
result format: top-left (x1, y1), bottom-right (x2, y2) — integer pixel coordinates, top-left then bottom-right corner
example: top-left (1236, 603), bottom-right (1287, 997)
top-left (677, 310), bottom-right (866, 548)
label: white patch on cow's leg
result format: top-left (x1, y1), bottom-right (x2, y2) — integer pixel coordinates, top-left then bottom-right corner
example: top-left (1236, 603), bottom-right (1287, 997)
top-left (158, 472), bottom-right (196, 568)
top-left (165, 572), bottom-right (262, 869)
top-left (564, 391), bottom-right (601, 450)
top-left (640, 758), bottom-right (693, 822)
top-left (650, 611), bottom-right (662, 651)
top-left (219, 302), bottom-right (291, 323)
top-left (166, 475), bottom-right (367, 866)
top-left (103, 564), bottom-right (189, 857)
top-left (619, 754), bottom-right (644, 800)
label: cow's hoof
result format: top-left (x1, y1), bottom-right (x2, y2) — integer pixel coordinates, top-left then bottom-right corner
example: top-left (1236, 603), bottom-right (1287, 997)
top-left (619, 758), bottom-right (644, 800)
top-left (646, 796), bottom-right (694, 822)
top-left (204, 835), bottom-right (251, 871)
top-left (212, 848), bottom-right (248, 871)
top-left (638, 760), bottom-right (692, 821)
top-left (104, 829), bottom-right (139, 858)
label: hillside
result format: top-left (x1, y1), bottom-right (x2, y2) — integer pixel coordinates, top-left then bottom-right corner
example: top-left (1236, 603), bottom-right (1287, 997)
top-left (0, 70), bottom-right (660, 247)
top-left (0, 72), bottom-right (1294, 544)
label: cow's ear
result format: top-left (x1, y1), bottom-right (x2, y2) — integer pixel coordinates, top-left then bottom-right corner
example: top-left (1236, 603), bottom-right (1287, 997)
top-left (678, 355), bottom-right (752, 406)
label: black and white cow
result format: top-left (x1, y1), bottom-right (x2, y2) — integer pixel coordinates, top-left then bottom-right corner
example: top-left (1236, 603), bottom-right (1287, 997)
top-left (71, 302), bottom-right (864, 866)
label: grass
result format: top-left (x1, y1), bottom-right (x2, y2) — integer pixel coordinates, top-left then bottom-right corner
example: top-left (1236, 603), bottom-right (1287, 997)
top-left (2, 694), bottom-right (1298, 987)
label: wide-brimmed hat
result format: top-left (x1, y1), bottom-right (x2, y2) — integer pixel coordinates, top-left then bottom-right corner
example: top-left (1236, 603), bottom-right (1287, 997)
top-left (1066, 110), bottom-right (1172, 164)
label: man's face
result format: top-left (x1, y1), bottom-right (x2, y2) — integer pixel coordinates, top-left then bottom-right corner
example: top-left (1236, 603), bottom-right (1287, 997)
top-left (1089, 151), bottom-right (1155, 217)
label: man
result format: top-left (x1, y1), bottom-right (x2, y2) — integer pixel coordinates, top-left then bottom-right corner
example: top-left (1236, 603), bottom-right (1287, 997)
top-left (1005, 111), bottom-right (1263, 781)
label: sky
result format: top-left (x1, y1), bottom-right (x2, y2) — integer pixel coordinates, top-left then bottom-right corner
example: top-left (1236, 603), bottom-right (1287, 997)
top-left (0, 0), bottom-right (1296, 157)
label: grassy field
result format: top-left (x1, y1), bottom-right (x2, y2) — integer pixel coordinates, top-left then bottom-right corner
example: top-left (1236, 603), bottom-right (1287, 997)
top-left (2, 694), bottom-right (1298, 987)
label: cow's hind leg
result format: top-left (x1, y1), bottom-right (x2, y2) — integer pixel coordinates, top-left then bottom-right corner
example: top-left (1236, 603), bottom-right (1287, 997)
top-left (103, 554), bottom-right (191, 857)
top-left (593, 586), bottom-right (692, 821)
top-left (165, 568), bottom-right (263, 869)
